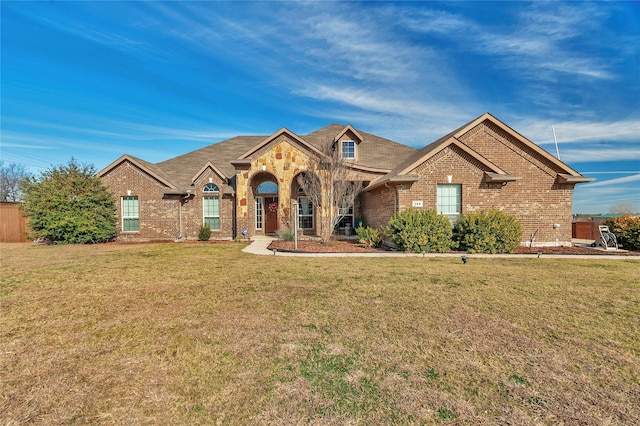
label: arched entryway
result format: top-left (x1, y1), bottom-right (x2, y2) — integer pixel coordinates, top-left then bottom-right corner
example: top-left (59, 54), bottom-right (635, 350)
top-left (251, 174), bottom-right (279, 235)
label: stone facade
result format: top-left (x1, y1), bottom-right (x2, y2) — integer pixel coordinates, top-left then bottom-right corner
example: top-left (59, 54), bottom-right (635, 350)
top-left (235, 136), bottom-right (316, 237)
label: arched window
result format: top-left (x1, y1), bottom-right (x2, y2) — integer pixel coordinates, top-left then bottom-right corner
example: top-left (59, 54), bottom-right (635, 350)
top-left (257, 181), bottom-right (277, 194)
top-left (203, 183), bottom-right (219, 193)
top-left (203, 183), bottom-right (220, 230)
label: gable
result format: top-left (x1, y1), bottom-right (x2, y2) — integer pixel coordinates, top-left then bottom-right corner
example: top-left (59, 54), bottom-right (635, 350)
top-left (366, 136), bottom-right (520, 191)
top-left (98, 155), bottom-right (178, 189)
top-left (457, 113), bottom-right (588, 179)
top-left (191, 161), bottom-right (228, 184)
top-left (458, 120), bottom-right (593, 184)
top-left (236, 128), bottom-right (322, 161)
top-left (366, 113), bottom-right (591, 191)
top-left (333, 124), bottom-right (364, 145)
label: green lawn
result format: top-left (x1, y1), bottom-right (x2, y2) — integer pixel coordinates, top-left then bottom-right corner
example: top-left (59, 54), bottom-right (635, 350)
top-left (1, 242), bottom-right (638, 424)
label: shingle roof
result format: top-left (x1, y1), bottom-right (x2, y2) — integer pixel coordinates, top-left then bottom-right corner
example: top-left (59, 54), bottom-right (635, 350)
top-left (303, 124), bottom-right (417, 171)
top-left (367, 113), bottom-right (591, 191)
top-left (152, 124), bottom-right (417, 189)
top-left (156, 135), bottom-right (263, 188)
top-left (100, 115), bottom-right (589, 192)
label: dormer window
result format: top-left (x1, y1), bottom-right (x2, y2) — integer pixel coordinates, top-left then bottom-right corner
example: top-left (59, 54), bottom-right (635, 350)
top-left (342, 140), bottom-right (355, 159)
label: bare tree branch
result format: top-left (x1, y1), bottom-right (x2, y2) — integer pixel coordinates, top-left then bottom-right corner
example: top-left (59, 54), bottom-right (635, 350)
top-left (297, 140), bottom-right (363, 243)
top-left (0, 161), bottom-right (30, 202)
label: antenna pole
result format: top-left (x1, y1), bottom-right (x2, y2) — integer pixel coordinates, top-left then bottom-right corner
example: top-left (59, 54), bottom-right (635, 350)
top-left (552, 125), bottom-right (561, 160)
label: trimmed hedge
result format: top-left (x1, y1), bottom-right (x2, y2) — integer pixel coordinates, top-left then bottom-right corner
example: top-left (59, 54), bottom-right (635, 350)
top-left (455, 209), bottom-right (521, 253)
top-left (386, 208), bottom-right (454, 253)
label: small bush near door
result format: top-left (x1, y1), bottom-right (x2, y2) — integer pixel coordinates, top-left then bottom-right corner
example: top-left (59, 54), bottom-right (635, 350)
top-left (455, 209), bottom-right (521, 253)
top-left (198, 224), bottom-right (211, 241)
top-left (355, 225), bottom-right (382, 248)
top-left (277, 227), bottom-right (295, 242)
top-left (386, 208), bottom-right (454, 253)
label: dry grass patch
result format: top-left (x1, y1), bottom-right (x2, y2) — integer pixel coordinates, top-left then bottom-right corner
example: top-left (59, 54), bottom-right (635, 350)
top-left (1, 242), bottom-right (639, 424)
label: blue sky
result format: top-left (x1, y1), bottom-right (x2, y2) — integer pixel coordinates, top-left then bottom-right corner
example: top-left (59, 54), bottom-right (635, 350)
top-left (1, 1), bottom-right (639, 213)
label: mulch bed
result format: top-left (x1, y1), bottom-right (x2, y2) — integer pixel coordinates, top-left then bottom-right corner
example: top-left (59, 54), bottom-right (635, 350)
top-left (268, 239), bottom-right (383, 253)
top-left (268, 239), bottom-right (639, 255)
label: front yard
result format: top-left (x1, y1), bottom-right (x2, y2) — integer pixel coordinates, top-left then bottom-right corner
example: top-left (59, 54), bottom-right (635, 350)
top-left (1, 242), bottom-right (638, 424)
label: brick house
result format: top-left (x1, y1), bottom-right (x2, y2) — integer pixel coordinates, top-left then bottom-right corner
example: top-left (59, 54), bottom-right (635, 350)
top-left (98, 113), bottom-right (592, 246)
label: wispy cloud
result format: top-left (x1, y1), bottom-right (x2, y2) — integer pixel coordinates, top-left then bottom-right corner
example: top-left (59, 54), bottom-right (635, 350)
top-left (395, 2), bottom-right (615, 81)
top-left (581, 173), bottom-right (640, 188)
top-left (520, 119), bottom-right (640, 145)
top-left (560, 148), bottom-right (640, 163)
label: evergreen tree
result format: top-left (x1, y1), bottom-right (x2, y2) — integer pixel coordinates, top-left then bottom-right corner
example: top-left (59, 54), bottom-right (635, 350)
top-left (21, 159), bottom-right (117, 244)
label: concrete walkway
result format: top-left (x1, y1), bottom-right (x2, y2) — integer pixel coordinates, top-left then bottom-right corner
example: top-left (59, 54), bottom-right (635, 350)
top-left (242, 237), bottom-right (637, 259)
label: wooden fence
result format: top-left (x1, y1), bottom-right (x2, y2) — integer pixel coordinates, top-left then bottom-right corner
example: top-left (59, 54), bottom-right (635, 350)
top-left (0, 202), bottom-right (27, 243)
top-left (572, 221), bottom-right (599, 240)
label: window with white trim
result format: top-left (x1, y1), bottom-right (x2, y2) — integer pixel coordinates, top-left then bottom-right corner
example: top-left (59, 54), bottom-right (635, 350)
top-left (255, 197), bottom-right (263, 230)
top-left (337, 204), bottom-right (354, 229)
top-left (121, 196), bottom-right (139, 232)
top-left (298, 197), bottom-right (314, 229)
top-left (342, 140), bottom-right (355, 159)
top-left (437, 184), bottom-right (461, 224)
top-left (203, 184), bottom-right (220, 230)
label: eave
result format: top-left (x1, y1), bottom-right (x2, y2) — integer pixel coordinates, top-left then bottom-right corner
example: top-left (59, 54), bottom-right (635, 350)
top-left (163, 188), bottom-right (190, 196)
top-left (230, 159), bottom-right (252, 169)
top-left (557, 173), bottom-right (595, 184)
top-left (364, 175), bottom-right (420, 192)
top-left (485, 172), bottom-right (522, 183)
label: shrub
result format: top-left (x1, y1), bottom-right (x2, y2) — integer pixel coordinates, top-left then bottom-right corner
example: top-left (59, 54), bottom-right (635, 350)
top-left (602, 214), bottom-right (640, 251)
top-left (455, 209), bottom-right (521, 253)
top-left (198, 224), bottom-right (211, 241)
top-left (355, 225), bottom-right (382, 248)
top-left (278, 227), bottom-right (295, 242)
top-left (20, 159), bottom-right (116, 244)
top-left (386, 208), bottom-right (454, 253)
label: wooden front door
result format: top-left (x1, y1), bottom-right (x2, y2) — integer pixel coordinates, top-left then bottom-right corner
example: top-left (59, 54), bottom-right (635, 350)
top-left (265, 197), bottom-right (278, 234)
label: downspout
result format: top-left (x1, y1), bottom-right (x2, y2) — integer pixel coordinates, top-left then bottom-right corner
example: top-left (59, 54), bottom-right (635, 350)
top-left (178, 197), bottom-right (182, 240)
top-left (178, 192), bottom-right (192, 240)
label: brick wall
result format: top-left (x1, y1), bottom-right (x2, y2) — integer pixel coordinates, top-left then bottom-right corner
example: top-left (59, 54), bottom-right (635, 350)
top-left (101, 161), bottom-right (177, 241)
top-left (392, 123), bottom-right (575, 246)
top-left (362, 185), bottom-right (396, 229)
top-left (101, 161), bottom-right (235, 241)
top-left (459, 123), bottom-right (574, 245)
top-left (190, 171), bottom-right (235, 239)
